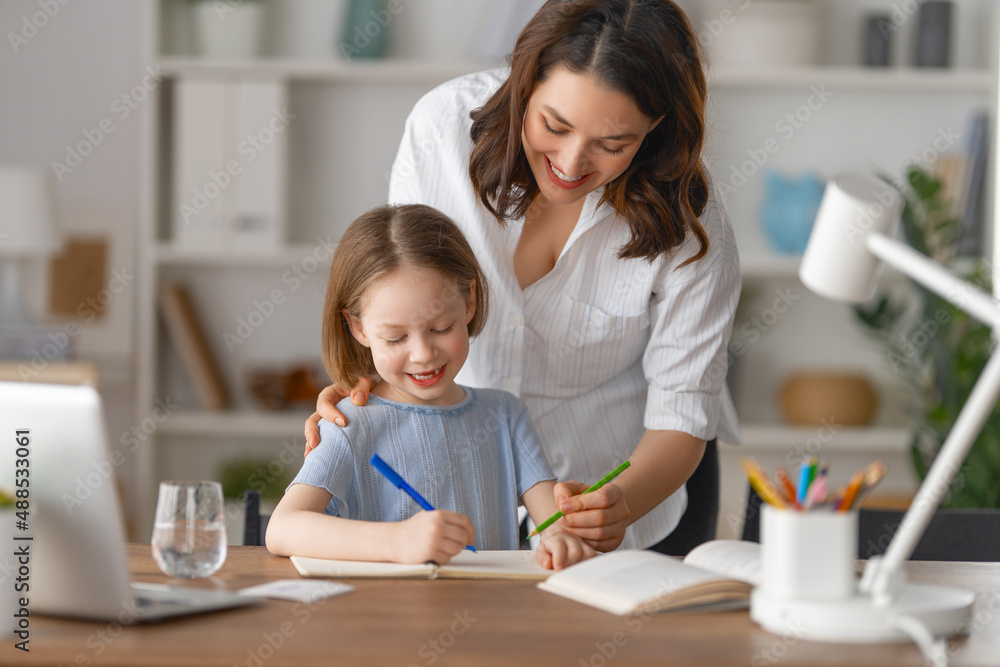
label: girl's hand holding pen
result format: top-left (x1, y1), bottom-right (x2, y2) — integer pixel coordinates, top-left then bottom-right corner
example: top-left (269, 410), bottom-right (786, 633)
top-left (551, 481), bottom-right (630, 552)
top-left (393, 510), bottom-right (476, 565)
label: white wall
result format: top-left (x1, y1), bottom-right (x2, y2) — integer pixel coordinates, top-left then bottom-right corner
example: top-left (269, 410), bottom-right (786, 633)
top-left (1, 0), bottom-right (148, 533)
top-left (0, 0), bottom-right (144, 368)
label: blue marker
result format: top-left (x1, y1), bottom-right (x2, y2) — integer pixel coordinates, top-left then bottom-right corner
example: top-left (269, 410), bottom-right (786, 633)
top-left (369, 454), bottom-right (476, 553)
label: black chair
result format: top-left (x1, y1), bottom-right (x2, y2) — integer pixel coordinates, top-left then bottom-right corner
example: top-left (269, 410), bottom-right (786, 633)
top-left (740, 486), bottom-right (1000, 562)
top-left (652, 439), bottom-right (720, 556)
top-left (243, 490), bottom-right (270, 547)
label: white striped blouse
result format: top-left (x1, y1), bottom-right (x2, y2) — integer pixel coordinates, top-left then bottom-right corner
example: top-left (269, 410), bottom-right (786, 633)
top-left (387, 68), bottom-right (741, 549)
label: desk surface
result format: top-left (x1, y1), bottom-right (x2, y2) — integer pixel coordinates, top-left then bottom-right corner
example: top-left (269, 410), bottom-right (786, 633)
top-left (3, 545), bottom-right (1000, 666)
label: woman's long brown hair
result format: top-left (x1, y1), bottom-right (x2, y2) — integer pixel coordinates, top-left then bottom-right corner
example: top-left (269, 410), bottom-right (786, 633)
top-left (469, 0), bottom-right (709, 265)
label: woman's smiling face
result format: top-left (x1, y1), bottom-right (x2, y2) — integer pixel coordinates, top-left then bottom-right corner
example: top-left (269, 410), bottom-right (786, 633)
top-left (521, 66), bottom-right (663, 206)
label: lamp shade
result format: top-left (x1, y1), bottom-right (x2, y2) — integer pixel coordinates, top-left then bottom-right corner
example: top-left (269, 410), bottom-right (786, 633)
top-left (799, 173), bottom-right (903, 303)
top-left (0, 165), bottom-right (60, 258)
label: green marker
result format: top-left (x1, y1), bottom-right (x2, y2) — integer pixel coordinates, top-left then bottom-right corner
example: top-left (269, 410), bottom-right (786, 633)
top-left (529, 460), bottom-right (631, 537)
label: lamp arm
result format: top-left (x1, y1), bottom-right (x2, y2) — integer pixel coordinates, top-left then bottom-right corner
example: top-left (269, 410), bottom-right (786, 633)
top-left (860, 232), bottom-right (1000, 603)
top-left (866, 233), bottom-right (1000, 328)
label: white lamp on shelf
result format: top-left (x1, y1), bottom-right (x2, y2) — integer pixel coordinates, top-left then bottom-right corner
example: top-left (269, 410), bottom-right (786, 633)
top-left (0, 165), bottom-right (61, 328)
top-left (751, 171), bottom-right (987, 651)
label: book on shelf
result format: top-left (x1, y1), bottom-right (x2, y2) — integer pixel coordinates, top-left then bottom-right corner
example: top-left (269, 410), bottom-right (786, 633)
top-left (958, 111), bottom-right (988, 256)
top-left (933, 110), bottom-right (989, 257)
top-left (291, 549), bottom-right (550, 581)
top-left (537, 540), bottom-right (761, 615)
top-left (158, 282), bottom-right (230, 410)
top-left (172, 79), bottom-right (288, 248)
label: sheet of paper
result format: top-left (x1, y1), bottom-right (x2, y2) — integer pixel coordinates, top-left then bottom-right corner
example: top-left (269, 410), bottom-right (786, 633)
top-left (683, 539), bottom-right (761, 586)
top-left (238, 579), bottom-right (354, 603)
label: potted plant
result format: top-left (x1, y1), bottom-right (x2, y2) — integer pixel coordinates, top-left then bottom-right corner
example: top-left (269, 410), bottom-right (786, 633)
top-left (853, 166), bottom-right (1000, 507)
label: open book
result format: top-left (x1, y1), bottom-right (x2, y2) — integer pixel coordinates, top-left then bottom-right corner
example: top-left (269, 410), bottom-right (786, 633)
top-left (537, 540), bottom-right (761, 615)
top-left (291, 549), bottom-right (550, 581)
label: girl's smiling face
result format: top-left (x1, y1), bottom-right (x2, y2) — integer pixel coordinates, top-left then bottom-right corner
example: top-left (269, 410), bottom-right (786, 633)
top-left (345, 267), bottom-right (476, 407)
top-left (521, 66), bottom-right (663, 206)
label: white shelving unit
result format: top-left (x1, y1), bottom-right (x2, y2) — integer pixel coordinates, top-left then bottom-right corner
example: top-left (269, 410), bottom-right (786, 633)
top-left (703, 0), bottom-right (1000, 536)
top-left (135, 0), bottom-right (999, 540)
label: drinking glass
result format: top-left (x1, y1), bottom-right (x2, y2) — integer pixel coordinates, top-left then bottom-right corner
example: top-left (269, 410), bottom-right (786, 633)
top-left (151, 480), bottom-right (227, 579)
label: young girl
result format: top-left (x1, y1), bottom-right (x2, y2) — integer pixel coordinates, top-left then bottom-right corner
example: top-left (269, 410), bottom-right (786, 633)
top-left (266, 204), bottom-right (597, 569)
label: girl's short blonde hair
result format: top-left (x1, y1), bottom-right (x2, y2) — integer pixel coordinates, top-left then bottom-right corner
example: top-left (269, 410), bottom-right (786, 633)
top-left (322, 204), bottom-right (489, 388)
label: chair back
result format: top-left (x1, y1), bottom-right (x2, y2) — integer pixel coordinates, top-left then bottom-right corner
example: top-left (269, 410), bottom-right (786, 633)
top-left (243, 490), bottom-right (270, 547)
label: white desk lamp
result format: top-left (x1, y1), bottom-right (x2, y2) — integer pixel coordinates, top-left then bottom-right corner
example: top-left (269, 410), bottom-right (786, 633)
top-left (0, 165), bottom-right (60, 327)
top-left (751, 172), bottom-right (985, 648)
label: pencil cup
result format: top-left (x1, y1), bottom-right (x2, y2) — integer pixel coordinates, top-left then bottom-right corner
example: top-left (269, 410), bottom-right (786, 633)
top-left (759, 505), bottom-right (858, 601)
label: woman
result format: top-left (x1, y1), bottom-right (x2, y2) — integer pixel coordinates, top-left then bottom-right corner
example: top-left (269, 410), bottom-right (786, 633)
top-left (305, 0), bottom-right (740, 554)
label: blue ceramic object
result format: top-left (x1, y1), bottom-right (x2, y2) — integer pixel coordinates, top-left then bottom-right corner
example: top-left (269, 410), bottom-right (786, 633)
top-left (760, 171), bottom-right (826, 255)
top-left (339, 0), bottom-right (389, 60)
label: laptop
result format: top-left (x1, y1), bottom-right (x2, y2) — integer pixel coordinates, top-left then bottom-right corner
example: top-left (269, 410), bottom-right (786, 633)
top-left (0, 381), bottom-right (257, 622)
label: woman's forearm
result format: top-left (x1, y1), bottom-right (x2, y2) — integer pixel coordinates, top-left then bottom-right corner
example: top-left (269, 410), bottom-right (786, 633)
top-left (614, 429), bottom-right (706, 524)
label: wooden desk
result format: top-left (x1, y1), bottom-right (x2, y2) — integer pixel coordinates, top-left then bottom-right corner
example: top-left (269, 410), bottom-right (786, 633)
top-left (4, 545), bottom-right (1000, 666)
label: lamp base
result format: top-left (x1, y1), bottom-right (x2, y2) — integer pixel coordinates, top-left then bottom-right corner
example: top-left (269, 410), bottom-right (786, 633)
top-left (751, 585), bottom-right (974, 643)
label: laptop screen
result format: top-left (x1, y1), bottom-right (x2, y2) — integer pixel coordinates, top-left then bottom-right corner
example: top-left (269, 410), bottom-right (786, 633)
top-left (0, 381), bottom-right (134, 620)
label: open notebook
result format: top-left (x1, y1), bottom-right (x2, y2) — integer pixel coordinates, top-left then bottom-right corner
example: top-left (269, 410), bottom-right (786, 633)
top-left (292, 549), bottom-right (550, 581)
top-left (538, 540), bottom-right (761, 615)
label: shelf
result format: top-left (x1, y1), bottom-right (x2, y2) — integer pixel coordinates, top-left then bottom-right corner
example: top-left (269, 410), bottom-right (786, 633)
top-left (740, 253), bottom-right (800, 279)
top-left (158, 57), bottom-right (499, 83)
top-left (153, 242), bottom-right (336, 268)
top-left (732, 424), bottom-right (911, 453)
top-left (708, 66), bottom-right (994, 93)
top-left (159, 410), bottom-right (313, 439)
top-left (160, 59), bottom-right (993, 92)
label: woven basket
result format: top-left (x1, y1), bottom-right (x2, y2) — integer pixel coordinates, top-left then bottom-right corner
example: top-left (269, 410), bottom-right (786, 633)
top-left (778, 372), bottom-right (878, 426)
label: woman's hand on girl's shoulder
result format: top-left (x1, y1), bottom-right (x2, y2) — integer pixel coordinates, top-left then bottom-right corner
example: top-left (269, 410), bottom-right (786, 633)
top-left (552, 481), bottom-right (630, 552)
top-left (303, 378), bottom-right (378, 457)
